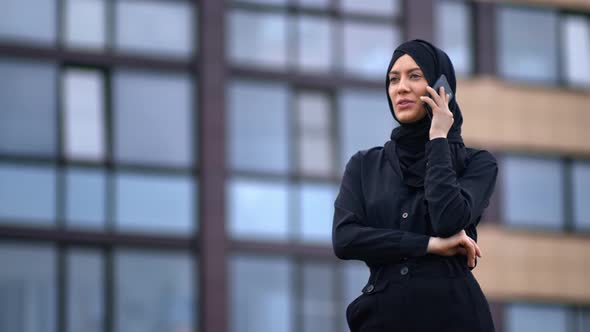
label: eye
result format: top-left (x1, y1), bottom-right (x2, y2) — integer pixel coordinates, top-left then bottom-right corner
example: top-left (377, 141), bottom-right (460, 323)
top-left (389, 77), bottom-right (399, 83)
top-left (410, 73), bottom-right (422, 79)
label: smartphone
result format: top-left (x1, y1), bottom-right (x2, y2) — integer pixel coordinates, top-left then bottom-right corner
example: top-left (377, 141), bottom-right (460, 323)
top-left (424, 74), bottom-right (453, 119)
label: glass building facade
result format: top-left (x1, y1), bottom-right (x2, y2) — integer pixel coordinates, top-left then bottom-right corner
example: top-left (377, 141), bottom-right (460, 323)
top-left (0, 0), bottom-right (589, 332)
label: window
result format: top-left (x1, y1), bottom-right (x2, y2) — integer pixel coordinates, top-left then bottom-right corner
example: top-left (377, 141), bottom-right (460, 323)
top-left (0, 60), bottom-right (57, 157)
top-left (435, 0), bottom-right (473, 76)
top-left (228, 1), bottom-right (402, 79)
top-left (64, 0), bottom-right (107, 50)
top-left (227, 80), bottom-right (289, 173)
top-left (115, 0), bottom-right (195, 58)
top-left (505, 303), bottom-right (567, 332)
top-left (338, 89), bottom-right (396, 169)
top-left (63, 68), bottom-right (106, 161)
top-left (0, 0), bottom-right (56, 45)
top-left (502, 156), bottom-right (564, 229)
top-left (234, 0), bottom-right (288, 5)
top-left (0, 244), bottom-right (57, 332)
top-left (296, 16), bottom-right (334, 73)
top-left (340, 261), bottom-right (370, 329)
top-left (497, 6), bottom-right (559, 83)
top-left (342, 21), bottom-right (399, 79)
top-left (299, 183), bottom-right (338, 244)
top-left (0, 163), bottom-right (56, 225)
top-left (115, 172), bottom-right (196, 235)
top-left (228, 178), bottom-right (289, 241)
top-left (298, 0), bottom-right (330, 9)
top-left (562, 15), bottom-right (590, 88)
top-left (296, 91), bottom-right (334, 176)
top-left (230, 256), bottom-right (293, 332)
top-left (113, 69), bottom-right (194, 167)
top-left (302, 262), bottom-right (337, 332)
top-left (339, 0), bottom-right (400, 16)
top-left (572, 161), bottom-right (590, 231)
top-left (115, 250), bottom-right (195, 332)
top-left (227, 11), bottom-right (287, 69)
top-left (66, 249), bottom-right (104, 332)
top-left (65, 167), bottom-right (106, 229)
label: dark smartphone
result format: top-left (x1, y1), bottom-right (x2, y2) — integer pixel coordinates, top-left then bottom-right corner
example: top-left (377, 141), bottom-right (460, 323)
top-left (424, 74), bottom-right (453, 119)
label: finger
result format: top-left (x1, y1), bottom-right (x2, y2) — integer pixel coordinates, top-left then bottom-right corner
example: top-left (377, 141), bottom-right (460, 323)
top-left (426, 86), bottom-right (443, 105)
top-left (463, 239), bottom-right (476, 268)
top-left (470, 238), bottom-right (482, 258)
top-left (419, 96), bottom-right (438, 111)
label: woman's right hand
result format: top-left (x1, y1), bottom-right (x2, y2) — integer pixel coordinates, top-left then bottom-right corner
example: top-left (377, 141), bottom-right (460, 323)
top-left (426, 230), bottom-right (482, 268)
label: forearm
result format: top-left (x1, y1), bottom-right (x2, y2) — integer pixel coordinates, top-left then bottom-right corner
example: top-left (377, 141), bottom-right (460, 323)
top-left (333, 207), bottom-right (430, 265)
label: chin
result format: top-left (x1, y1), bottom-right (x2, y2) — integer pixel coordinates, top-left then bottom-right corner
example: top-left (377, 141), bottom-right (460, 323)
top-left (395, 110), bottom-right (423, 124)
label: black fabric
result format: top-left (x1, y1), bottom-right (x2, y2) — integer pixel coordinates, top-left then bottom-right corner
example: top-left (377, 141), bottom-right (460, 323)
top-left (385, 39), bottom-right (467, 188)
top-left (346, 259), bottom-right (495, 331)
top-left (332, 138), bottom-right (498, 330)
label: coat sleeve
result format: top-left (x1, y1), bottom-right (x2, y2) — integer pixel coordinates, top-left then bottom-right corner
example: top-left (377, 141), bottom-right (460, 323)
top-left (332, 152), bottom-right (430, 265)
top-left (424, 138), bottom-right (498, 238)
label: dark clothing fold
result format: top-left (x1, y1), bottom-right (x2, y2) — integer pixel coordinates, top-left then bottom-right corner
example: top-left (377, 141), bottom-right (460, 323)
top-left (333, 138), bottom-right (498, 331)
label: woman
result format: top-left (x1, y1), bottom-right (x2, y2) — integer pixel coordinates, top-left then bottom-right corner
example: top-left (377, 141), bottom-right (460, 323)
top-left (332, 39), bottom-right (498, 331)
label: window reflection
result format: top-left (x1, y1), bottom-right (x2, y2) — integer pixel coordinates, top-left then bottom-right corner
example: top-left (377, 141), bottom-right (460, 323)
top-left (228, 178), bottom-right (289, 241)
top-left (573, 161), bottom-right (590, 230)
top-left (64, 0), bottom-right (107, 50)
top-left (435, 0), bottom-right (473, 76)
top-left (339, 0), bottom-right (400, 16)
top-left (67, 249), bottom-right (104, 332)
top-left (497, 7), bottom-right (558, 83)
top-left (562, 15), bottom-right (590, 87)
top-left (227, 11), bottom-right (287, 69)
top-left (505, 303), bottom-right (567, 332)
top-left (302, 262), bottom-right (336, 332)
top-left (115, 250), bottom-right (195, 332)
top-left (65, 167), bottom-right (106, 229)
top-left (502, 156), bottom-right (564, 229)
top-left (0, 60), bottom-right (57, 156)
top-left (227, 80), bottom-right (289, 173)
top-left (113, 69), bottom-right (194, 167)
top-left (63, 68), bottom-right (106, 161)
top-left (296, 16), bottom-right (333, 73)
top-left (115, 0), bottom-right (195, 58)
top-left (342, 22), bottom-right (399, 79)
top-left (0, 163), bottom-right (56, 225)
top-left (296, 91), bottom-right (334, 176)
top-left (115, 172), bottom-right (196, 235)
top-left (230, 256), bottom-right (293, 332)
top-left (338, 89), bottom-right (396, 169)
top-left (299, 183), bottom-right (338, 244)
top-left (0, 244), bottom-right (56, 332)
top-left (0, 0), bottom-right (56, 44)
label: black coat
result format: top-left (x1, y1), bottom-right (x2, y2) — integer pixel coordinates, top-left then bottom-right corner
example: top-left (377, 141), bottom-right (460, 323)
top-left (333, 138), bottom-right (498, 331)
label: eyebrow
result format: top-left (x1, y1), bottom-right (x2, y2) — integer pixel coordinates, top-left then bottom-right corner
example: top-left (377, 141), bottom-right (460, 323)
top-left (389, 67), bottom-right (422, 75)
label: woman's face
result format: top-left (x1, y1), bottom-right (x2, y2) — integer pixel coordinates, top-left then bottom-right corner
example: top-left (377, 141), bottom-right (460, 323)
top-left (388, 54), bottom-right (429, 124)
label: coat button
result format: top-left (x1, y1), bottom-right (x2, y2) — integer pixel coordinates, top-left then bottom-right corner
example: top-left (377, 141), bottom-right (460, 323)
top-left (402, 212), bottom-right (409, 219)
top-left (365, 284), bottom-right (374, 293)
top-left (400, 266), bottom-right (409, 275)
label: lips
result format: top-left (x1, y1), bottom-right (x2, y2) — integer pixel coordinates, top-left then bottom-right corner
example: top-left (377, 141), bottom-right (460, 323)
top-left (396, 99), bottom-right (415, 109)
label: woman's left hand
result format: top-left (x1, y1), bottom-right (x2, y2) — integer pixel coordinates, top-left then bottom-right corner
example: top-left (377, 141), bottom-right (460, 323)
top-left (420, 86), bottom-right (453, 140)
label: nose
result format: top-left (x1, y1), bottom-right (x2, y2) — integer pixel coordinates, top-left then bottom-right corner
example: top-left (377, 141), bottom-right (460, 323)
top-left (396, 77), bottom-right (410, 94)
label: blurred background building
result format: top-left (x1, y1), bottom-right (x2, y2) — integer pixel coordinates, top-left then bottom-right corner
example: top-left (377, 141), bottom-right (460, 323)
top-left (0, 0), bottom-right (588, 331)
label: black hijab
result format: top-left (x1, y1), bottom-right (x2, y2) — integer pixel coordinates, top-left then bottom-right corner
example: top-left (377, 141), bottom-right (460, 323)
top-left (384, 39), bottom-right (467, 187)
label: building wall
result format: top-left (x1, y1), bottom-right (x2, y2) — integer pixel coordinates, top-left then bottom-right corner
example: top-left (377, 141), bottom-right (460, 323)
top-left (0, 0), bottom-right (589, 332)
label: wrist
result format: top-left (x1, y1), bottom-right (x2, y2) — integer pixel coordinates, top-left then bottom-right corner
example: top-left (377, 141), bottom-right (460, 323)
top-left (426, 237), bottom-right (439, 254)
top-left (429, 131), bottom-right (447, 140)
